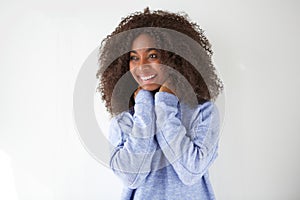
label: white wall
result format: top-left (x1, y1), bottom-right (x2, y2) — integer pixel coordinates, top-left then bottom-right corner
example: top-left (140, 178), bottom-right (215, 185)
top-left (1, 0), bottom-right (299, 199)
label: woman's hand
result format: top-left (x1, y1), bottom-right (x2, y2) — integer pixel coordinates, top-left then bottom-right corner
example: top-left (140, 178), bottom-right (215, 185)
top-left (133, 86), bottom-right (143, 100)
top-left (159, 77), bottom-right (176, 96)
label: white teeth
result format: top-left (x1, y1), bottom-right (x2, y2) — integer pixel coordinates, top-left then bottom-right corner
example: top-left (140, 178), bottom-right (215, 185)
top-left (140, 75), bottom-right (155, 81)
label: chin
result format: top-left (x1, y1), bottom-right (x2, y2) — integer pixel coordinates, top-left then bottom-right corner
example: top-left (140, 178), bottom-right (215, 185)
top-left (141, 84), bottom-right (161, 91)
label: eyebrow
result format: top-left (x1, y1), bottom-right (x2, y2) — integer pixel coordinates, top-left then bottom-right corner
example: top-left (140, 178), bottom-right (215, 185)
top-left (129, 48), bottom-right (158, 54)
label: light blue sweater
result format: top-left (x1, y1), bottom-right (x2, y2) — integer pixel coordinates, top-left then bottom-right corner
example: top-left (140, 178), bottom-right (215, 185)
top-left (108, 90), bottom-right (220, 200)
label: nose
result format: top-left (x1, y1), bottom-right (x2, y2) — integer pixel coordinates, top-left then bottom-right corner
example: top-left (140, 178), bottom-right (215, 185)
top-left (137, 56), bottom-right (151, 71)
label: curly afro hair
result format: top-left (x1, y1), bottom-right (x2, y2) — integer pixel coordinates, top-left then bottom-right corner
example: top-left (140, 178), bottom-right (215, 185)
top-left (96, 7), bottom-right (224, 116)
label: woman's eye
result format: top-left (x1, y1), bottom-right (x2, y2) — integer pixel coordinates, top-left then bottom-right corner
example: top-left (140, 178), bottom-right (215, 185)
top-left (149, 54), bottom-right (158, 59)
top-left (130, 56), bottom-right (138, 61)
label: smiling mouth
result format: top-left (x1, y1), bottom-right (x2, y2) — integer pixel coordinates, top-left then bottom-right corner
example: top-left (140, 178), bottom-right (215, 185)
top-left (140, 74), bottom-right (156, 81)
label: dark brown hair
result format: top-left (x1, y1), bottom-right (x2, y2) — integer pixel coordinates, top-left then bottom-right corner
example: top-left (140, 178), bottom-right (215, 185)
top-left (96, 7), bottom-right (223, 116)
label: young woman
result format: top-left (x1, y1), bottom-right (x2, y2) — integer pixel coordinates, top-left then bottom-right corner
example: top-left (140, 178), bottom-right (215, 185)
top-left (97, 7), bottom-right (224, 200)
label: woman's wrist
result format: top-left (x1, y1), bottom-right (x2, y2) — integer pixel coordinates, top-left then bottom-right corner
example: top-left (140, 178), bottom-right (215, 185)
top-left (133, 86), bottom-right (143, 100)
top-left (159, 85), bottom-right (175, 95)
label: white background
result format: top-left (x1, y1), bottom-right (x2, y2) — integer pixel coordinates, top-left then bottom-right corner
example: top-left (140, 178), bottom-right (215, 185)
top-left (1, 0), bottom-right (300, 199)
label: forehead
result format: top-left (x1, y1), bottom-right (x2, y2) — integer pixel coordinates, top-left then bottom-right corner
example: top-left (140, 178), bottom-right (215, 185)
top-left (131, 34), bottom-right (157, 50)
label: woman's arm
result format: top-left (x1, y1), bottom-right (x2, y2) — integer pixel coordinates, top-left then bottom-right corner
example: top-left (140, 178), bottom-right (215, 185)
top-left (154, 92), bottom-right (220, 186)
top-left (108, 89), bottom-right (158, 189)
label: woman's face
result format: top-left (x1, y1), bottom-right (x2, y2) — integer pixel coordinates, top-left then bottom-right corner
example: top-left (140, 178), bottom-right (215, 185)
top-left (129, 34), bottom-right (168, 91)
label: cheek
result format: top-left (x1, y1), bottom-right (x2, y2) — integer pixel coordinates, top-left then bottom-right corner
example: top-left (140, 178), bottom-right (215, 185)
top-left (129, 63), bottom-right (134, 71)
top-left (129, 63), bottom-right (136, 75)
top-left (157, 66), bottom-right (169, 78)
top-left (129, 67), bottom-right (139, 82)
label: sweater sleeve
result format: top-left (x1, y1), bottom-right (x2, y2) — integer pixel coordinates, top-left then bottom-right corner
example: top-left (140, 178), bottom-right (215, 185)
top-left (108, 90), bottom-right (158, 189)
top-left (154, 92), bottom-right (220, 186)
